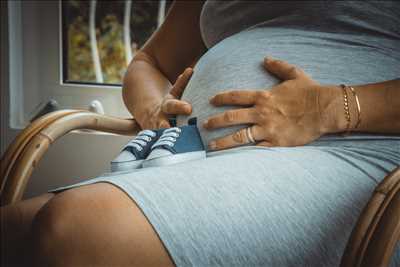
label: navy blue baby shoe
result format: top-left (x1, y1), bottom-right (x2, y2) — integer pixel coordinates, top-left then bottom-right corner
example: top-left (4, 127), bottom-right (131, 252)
top-left (111, 118), bottom-right (178, 172)
top-left (142, 117), bottom-right (206, 167)
top-left (110, 129), bottom-right (165, 172)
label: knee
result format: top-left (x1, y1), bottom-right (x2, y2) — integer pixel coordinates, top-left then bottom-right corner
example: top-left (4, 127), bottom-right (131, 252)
top-left (30, 190), bottom-right (81, 266)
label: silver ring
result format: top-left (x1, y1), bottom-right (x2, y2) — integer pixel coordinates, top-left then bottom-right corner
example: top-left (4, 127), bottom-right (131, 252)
top-left (246, 127), bottom-right (255, 143)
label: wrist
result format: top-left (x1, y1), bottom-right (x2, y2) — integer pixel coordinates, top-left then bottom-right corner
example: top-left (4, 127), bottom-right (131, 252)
top-left (318, 85), bottom-right (349, 134)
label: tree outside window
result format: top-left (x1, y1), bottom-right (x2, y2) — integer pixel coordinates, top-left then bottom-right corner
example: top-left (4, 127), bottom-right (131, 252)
top-left (63, 0), bottom-right (172, 85)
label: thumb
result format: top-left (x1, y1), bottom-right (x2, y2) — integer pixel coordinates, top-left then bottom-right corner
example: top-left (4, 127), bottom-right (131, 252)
top-left (170, 68), bottom-right (193, 99)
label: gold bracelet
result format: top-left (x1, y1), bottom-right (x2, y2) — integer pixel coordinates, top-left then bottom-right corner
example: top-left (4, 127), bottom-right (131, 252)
top-left (340, 84), bottom-right (351, 134)
top-left (347, 85), bottom-right (361, 130)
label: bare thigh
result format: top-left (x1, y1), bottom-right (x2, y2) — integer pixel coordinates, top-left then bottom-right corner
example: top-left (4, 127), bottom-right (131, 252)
top-left (1, 192), bottom-right (54, 266)
top-left (2, 192), bottom-right (55, 222)
top-left (31, 182), bottom-right (175, 267)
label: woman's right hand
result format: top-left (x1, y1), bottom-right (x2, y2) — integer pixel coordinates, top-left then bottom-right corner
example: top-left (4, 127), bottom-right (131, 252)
top-left (133, 68), bottom-right (193, 129)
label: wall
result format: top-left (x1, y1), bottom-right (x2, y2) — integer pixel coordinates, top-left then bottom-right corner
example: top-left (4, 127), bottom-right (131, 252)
top-left (1, 2), bottom-right (132, 200)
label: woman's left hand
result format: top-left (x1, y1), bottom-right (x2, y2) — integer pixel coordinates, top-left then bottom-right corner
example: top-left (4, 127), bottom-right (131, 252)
top-left (203, 57), bottom-right (339, 150)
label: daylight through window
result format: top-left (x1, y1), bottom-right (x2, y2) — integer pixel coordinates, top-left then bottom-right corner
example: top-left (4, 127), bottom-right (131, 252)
top-left (62, 0), bottom-right (172, 86)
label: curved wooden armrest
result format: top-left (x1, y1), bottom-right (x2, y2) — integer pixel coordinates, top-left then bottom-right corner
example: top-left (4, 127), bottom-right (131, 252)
top-left (0, 110), bottom-right (140, 205)
top-left (341, 166), bottom-right (400, 267)
top-left (1, 110), bottom-right (82, 192)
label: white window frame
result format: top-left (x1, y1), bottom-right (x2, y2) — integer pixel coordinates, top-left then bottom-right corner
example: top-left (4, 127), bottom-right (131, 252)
top-left (8, 0), bottom-right (131, 129)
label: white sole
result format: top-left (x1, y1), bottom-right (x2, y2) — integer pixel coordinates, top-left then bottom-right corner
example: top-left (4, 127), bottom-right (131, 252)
top-left (142, 151), bottom-right (206, 168)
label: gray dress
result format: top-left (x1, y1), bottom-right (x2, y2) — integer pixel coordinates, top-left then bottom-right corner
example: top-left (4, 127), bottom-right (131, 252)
top-left (50, 1), bottom-right (400, 266)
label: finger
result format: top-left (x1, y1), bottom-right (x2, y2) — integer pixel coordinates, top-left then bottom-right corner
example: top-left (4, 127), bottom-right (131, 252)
top-left (264, 57), bottom-right (311, 81)
top-left (161, 99), bottom-right (192, 115)
top-left (157, 119), bottom-right (171, 129)
top-left (203, 108), bottom-right (257, 129)
top-left (170, 68), bottom-right (193, 99)
top-left (157, 120), bottom-right (171, 129)
top-left (257, 141), bottom-right (274, 147)
top-left (208, 125), bottom-right (263, 150)
top-left (210, 90), bottom-right (258, 106)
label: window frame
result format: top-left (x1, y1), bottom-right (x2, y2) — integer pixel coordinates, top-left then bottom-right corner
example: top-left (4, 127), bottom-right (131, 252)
top-left (8, 0), bottom-right (131, 129)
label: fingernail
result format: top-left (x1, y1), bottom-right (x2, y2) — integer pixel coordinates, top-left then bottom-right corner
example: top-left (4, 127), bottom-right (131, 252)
top-left (202, 119), bottom-right (208, 128)
top-left (209, 141), bottom-right (216, 150)
top-left (265, 56), bottom-right (274, 63)
top-left (185, 68), bottom-right (193, 75)
top-left (209, 97), bottom-right (215, 103)
top-left (184, 104), bottom-right (192, 113)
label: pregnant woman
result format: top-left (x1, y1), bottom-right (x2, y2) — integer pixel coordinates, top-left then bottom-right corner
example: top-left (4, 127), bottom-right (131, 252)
top-left (2, 1), bottom-right (400, 266)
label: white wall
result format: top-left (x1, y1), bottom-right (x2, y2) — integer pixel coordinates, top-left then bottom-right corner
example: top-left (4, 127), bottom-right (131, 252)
top-left (1, 2), bottom-right (132, 200)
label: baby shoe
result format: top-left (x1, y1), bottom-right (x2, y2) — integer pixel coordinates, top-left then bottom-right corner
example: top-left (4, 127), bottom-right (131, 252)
top-left (110, 129), bottom-right (164, 172)
top-left (142, 117), bottom-right (206, 168)
top-left (110, 118), bottom-right (177, 172)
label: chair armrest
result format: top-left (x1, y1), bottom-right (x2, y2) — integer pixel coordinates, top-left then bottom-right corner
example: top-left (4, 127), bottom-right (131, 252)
top-left (1, 110), bottom-right (140, 205)
top-left (1, 110), bottom-right (82, 191)
top-left (341, 166), bottom-right (400, 267)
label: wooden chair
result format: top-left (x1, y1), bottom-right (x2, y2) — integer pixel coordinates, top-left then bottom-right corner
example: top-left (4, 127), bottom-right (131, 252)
top-left (1, 110), bottom-right (399, 267)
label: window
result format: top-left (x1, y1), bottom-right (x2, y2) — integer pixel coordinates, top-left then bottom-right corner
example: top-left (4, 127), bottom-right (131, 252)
top-left (7, 0), bottom-right (171, 129)
top-left (63, 0), bottom-right (172, 85)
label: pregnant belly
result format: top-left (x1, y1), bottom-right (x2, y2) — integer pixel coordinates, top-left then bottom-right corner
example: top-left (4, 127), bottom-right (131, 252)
top-left (176, 27), bottom-right (400, 148)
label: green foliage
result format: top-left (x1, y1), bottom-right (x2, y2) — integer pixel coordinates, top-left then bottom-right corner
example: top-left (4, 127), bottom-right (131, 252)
top-left (64, 0), bottom-right (163, 85)
top-left (67, 15), bottom-right (96, 82)
top-left (98, 14), bottom-right (126, 83)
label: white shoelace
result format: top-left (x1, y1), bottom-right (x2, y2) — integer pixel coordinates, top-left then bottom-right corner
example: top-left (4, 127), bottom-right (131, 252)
top-left (151, 127), bottom-right (181, 149)
top-left (127, 130), bottom-right (156, 152)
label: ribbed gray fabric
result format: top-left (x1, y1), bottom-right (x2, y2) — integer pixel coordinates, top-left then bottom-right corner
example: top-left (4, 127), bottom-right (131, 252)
top-left (178, 0), bottom-right (400, 146)
top-left (200, 1), bottom-right (400, 49)
top-left (49, 1), bottom-right (400, 266)
top-left (50, 141), bottom-right (400, 266)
